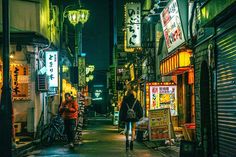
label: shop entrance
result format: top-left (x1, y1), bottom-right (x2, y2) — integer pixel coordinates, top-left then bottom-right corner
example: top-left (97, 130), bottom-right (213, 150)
top-left (200, 61), bottom-right (212, 157)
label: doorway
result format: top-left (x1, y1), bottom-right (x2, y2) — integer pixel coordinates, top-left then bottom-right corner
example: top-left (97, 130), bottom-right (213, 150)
top-left (200, 61), bottom-right (212, 157)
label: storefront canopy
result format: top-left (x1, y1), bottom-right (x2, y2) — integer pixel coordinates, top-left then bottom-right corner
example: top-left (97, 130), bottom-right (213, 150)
top-left (160, 49), bottom-right (192, 76)
top-left (0, 31), bottom-right (49, 46)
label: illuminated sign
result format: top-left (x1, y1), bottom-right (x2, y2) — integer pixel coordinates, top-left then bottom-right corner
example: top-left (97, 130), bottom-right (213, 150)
top-left (0, 64), bottom-right (30, 100)
top-left (125, 3), bottom-right (141, 48)
top-left (160, 0), bottom-right (185, 53)
top-left (78, 57), bottom-right (86, 87)
top-left (11, 64), bottom-right (30, 100)
top-left (93, 89), bottom-right (103, 101)
top-left (45, 51), bottom-right (58, 87)
top-left (86, 65), bottom-right (95, 75)
top-left (146, 82), bottom-right (177, 116)
top-left (129, 64), bottom-right (135, 81)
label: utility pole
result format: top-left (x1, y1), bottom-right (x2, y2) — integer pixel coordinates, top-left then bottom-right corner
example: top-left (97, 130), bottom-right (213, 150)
top-left (59, 0), bottom-right (63, 105)
top-left (0, 0), bottom-right (13, 156)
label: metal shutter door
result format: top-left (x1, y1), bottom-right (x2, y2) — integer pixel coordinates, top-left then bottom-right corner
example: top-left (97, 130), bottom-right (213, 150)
top-left (217, 28), bottom-right (236, 157)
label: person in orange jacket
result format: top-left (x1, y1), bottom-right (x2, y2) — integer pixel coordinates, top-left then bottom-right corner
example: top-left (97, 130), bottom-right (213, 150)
top-left (59, 92), bottom-right (78, 148)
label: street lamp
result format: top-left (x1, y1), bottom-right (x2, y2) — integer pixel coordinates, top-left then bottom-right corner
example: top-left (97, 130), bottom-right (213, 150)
top-left (59, 0), bottom-right (89, 104)
top-left (64, 0), bottom-right (90, 26)
top-left (62, 0), bottom-right (89, 91)
top-left (67, 9), bottom-right (89, 25)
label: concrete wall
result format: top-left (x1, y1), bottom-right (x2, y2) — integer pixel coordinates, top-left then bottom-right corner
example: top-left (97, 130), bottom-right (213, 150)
top-left (0, 0), bottom-right (51, 40)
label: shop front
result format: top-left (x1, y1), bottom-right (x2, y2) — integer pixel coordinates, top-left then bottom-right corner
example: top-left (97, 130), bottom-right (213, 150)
top-left (193, 1), bottom-right (236, 156)
top-left (157, 0), bottom-right (195, 141)
top-left (159, 49), bottom-right (195, 140)
top-left (0, 63), bottom-right (31, 135)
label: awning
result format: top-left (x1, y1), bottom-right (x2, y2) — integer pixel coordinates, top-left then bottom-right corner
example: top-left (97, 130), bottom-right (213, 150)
top-left (160, 49), bottom-right (192, 76)
top-left (0, 31), bottom-right (49, 46)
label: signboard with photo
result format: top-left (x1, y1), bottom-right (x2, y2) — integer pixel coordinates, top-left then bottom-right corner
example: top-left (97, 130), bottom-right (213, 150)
top-left (148, 84), bottom-right (177, 116)
top-left (160, 0), bottom-right (185, 53)
top-left (148, 108), bottom-right (174, 141)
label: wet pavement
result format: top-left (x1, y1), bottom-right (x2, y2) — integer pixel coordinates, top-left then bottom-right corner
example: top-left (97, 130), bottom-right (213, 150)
top-left (24, 116), bottom-right (178, 157)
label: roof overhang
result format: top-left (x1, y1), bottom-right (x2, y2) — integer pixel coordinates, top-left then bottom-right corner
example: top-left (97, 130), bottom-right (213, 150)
top-left (160, 49), bottom-right (193, 76)
top-left (0, 31), bottom-right (49, 46)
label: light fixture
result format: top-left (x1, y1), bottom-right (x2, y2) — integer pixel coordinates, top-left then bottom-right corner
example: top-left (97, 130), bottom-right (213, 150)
top-left (64, 0), bottom-right (90, 26)
top-left (68, 10), bottom-right (80, 26)
top-left (77, 9), bottom-right (89, 24)
top-left (10, 51), bottom-right (15, 59)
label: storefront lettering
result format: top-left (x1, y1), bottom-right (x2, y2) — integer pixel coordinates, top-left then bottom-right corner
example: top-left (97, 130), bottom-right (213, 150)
top-left (125, 3), bottom-right (141, 48)
top-left (13, 67), bottom-right (20, 95)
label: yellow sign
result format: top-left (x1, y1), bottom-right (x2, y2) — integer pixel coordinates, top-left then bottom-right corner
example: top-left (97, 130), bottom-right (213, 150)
top-left (148, 108), bottom-right (174, 141)
top-left (10, 64), bottom-right (30, 100)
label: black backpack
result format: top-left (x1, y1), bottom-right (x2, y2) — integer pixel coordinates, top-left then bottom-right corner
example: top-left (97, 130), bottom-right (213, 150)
top-left (126, 99), bottom-right (137, 119)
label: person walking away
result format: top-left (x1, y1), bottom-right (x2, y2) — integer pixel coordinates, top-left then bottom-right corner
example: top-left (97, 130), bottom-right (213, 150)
top-left (119, 90), bottom-right (143, 151)
top-left (59, 93), bottom-right (78, 148)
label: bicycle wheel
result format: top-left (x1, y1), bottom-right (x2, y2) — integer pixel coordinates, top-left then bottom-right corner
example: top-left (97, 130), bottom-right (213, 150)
top-left (41, 125), bottom-right (55, 146)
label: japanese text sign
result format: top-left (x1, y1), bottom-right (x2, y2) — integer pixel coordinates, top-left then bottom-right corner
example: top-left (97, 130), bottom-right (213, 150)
top-left (45, 51), bottom-right (58, 87)
top-left (125, 3), bottom-right (141, 48)
top-left (160, 0), bottom-right (185, 53)
top-left (10, 65), bottom-right (30, 100)
top-left (147, 83), bottom-right (177, 116)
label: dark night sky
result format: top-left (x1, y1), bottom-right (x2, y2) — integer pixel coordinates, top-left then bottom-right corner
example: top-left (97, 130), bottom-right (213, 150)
top-left (82, 0), bottom-right (110, 72)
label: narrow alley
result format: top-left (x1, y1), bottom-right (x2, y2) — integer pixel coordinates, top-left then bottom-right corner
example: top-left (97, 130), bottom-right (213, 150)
top-left (1, 0), bottom-right (236, 157)
top-left (23, 116), bottom-right (179, 157)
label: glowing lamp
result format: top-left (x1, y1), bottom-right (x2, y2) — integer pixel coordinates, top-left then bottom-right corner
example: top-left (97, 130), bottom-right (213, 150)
top-left (68, 10), bottom-right (80, 26)
top-left (77, 9), bottom-right (89, 24)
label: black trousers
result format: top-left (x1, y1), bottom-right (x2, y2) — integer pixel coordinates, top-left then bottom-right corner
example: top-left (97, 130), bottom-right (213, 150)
top-left (64, 119), bottom-right (76, 143)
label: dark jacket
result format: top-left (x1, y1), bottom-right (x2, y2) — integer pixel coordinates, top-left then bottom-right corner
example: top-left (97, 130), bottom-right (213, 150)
top-left (119, 94), bottom-right (143, 122)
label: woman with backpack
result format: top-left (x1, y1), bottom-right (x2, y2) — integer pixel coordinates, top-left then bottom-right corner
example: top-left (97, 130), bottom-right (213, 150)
top-left (119, 89), bottom-right (143, 151)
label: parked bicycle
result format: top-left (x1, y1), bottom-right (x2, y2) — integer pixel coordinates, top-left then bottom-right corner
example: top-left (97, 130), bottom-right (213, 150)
top-left (40, 114), bottom-right (66, 146)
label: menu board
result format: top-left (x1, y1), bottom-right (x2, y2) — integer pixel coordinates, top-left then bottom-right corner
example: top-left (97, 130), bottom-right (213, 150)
top-left (148, 108), bottom-right (174, 141)
top-left (149, 85), bottom-right (177, 116)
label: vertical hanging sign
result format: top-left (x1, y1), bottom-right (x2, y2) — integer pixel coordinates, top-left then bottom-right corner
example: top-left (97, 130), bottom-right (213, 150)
top-left (125, 2), bottom-right (141, 48)
top-left (45, 51), bottom-right (58, 87)
top-left (78, 57), bottom-right (86, 87)
top-left (10, 64), bottom-right (30, 100)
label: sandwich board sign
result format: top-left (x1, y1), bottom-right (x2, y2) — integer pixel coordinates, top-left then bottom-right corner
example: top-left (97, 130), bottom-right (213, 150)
top-left (148, 108), bottom-right (175, 141)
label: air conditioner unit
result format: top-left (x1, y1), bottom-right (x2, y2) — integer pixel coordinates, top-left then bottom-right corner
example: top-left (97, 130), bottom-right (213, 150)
top-left (37, 74), bottom-right (49, 92)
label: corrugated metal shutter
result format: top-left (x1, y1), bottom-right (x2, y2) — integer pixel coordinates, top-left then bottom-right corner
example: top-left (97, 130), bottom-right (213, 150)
top-left (217, 27), bottom-right (236, 157)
